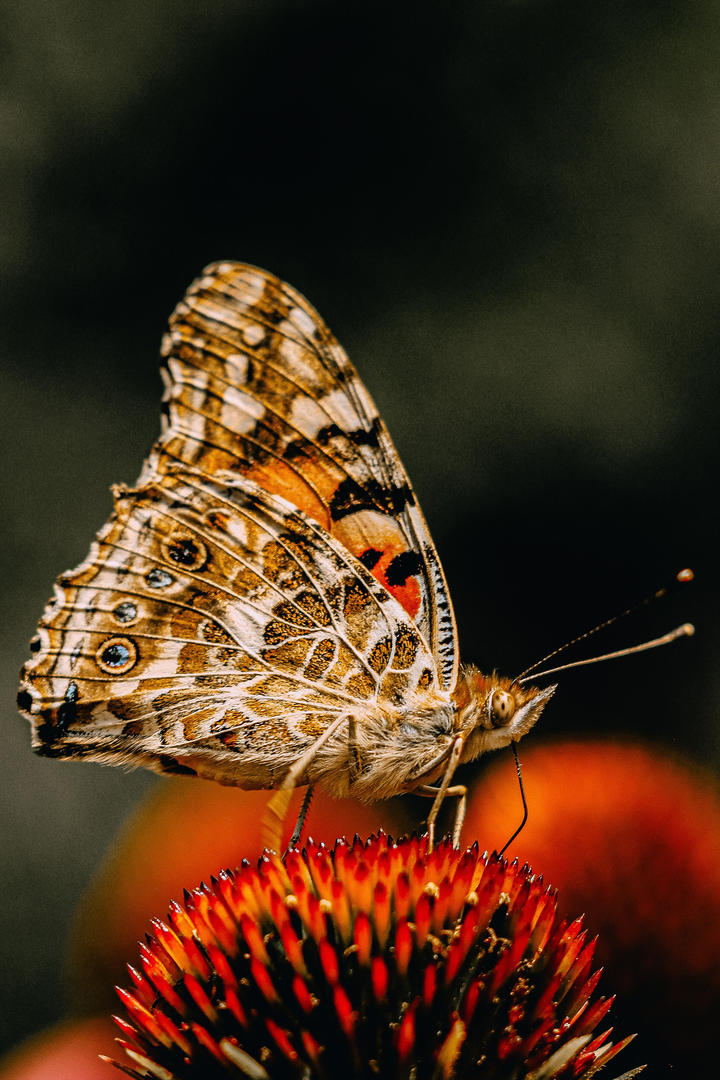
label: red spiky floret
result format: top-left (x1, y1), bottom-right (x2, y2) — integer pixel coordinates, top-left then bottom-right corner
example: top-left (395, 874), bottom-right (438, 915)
top-left (108, 833), bottom-right (639, 1079)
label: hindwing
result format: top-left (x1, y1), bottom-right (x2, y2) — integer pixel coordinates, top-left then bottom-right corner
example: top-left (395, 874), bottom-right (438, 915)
top-left (19, 470), bottom-right (447, 789)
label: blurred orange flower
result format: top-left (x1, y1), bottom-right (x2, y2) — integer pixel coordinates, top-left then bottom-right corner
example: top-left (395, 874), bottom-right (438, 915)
top-left (465, 737), bottom-right (720, 1072)
top-left (0, 1018), bottom-right (116, 1080)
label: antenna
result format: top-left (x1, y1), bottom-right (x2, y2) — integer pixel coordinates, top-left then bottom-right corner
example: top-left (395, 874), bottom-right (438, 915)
top-left (519, 623), bottom-right (694, 683)
top-left (514, 568), bottom-right (694, 686)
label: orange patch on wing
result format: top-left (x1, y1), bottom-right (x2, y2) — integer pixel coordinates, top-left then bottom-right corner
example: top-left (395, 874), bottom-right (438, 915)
top-left (244, 463), bottom-right (423, 621)
top-left (244, 460), bottom-right (334, 529)
top-left (335, 514), bottom-right (422, 621)
top-left (377, 558), bottom-right (422, 619)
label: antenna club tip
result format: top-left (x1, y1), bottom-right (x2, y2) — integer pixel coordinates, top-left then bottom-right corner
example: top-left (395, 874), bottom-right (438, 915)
top-left (680, 622), bottom-right (695, 637)
top-left (676, 568), bottom-right (694, 583)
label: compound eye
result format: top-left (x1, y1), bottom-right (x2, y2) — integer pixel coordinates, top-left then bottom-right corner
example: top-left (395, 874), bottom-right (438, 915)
top-left (489, 689), bottom-right (516, 728)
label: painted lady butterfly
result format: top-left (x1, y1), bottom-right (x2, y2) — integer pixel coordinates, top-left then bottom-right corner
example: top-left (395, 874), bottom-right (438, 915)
top-left (17, 263), bottom-right (554, 845)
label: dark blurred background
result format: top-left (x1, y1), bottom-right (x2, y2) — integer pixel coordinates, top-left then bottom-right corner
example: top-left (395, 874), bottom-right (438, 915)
top-left (2, 0), bottom-right (718, 1073)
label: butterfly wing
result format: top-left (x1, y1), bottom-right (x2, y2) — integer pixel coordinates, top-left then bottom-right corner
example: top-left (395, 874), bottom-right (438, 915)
top-left (141, 262), bottom-right (458, 690)
top-left (18, 470), bottom-right (451, 798)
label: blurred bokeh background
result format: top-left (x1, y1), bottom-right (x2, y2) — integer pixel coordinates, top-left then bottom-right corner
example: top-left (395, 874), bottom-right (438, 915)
top-left (2, 0), bottom-right (719, 1075)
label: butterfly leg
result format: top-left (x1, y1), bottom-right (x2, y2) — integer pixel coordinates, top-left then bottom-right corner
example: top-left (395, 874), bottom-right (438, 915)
top-left (416, 784), bottom-right (467, 849)
top-left (263, 713), bottom-right (350, 851)
top-left (416, 735), bottom-right (465, 850)
top-left (289, 785), bottom-right (315, 849)
top-left (451, 786), bottom-right (467, 848)
top-left (348, 716), bottom-right (363, 786)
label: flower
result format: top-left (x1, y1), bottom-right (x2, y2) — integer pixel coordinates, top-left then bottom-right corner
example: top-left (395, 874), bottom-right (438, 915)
top-left (0, 1018), bottom-right (117, 1080)
top-left (465, 738), bottom-right (720, 1073)
top-left (108, 833), bottom-right (636, 1079)
top-left (69, 782), bottom-right (411, 1013)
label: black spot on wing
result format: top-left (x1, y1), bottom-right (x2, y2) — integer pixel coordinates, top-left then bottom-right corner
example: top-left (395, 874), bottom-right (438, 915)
top-left (17, 689), bottom-right (33, 713)
top-left (285, 419), bottom-right (381, 458)
top-left (34, 739), bottom-right (93, 759)
top-left (56, 681), bottom-right (79, 731)
top-left (328, 479), bottom-right (373, 517)
top-left (157, 755), bottom-right (198, 776)
top-left (165, 537), bottom-right (203, 567)
top-left (29, 680), bottom-right (79, 749)
top-left (315, 423), bottom-right (343, 444)
top-left (34, 739), bottom-right (69, 757)
top-left (329, 478), bottom-right (414, 519)
top-left (358, 548), bottom-right (383, 571)
top-left (347, 419), bottom-right (382, 448)
top-left (385, 550), bottom-right (423, 587)
top-left (283, 439), bottom-right (312, 460)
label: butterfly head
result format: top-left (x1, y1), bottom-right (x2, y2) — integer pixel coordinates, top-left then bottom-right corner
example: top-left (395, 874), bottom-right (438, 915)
top-left (453, 667), bottom-right (556, 758)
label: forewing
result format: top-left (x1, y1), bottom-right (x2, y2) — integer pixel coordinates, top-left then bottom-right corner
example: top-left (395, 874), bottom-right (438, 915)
top-left (18, 470), bottom-right (443, 787)
top-left (141, 262), bottom-right (458, 690)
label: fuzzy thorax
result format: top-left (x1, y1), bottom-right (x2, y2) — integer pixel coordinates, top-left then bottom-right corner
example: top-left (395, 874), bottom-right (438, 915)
top-left (306, 669), bottom-right (555, 803)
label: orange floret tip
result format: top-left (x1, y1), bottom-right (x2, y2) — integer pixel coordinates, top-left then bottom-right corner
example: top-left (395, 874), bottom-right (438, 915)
top-left (354, 910), bottom-right (373, 965)
top-left (110, 832), bottom-right (638, 1079)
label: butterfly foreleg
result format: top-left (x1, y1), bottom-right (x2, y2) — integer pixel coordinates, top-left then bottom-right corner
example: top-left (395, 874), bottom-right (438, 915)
top-left (348, 716), bottom-right (363, 786)
top-left (288, 785), bottom-right (315, 849)
top-left (416, 735), bottom-right (465, 850)
top-left (451, 785), bottom-right (467, 848)
top-left (415, 784), bottom-right (468, 849)
top-left (263, 713), bottom-right (350, 851)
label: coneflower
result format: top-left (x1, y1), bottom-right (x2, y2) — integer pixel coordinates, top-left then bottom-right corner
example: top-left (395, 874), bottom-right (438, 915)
top-left (107, 833), bottom-right (639, 1079)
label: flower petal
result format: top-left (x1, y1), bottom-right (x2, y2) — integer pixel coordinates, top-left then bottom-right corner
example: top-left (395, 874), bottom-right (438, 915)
top-left (69, 779), bottom-right (410, 1011)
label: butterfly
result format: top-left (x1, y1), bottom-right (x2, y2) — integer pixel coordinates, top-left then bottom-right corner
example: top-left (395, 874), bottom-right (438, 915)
top-left (17, 262), bottom-right (554, 846)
